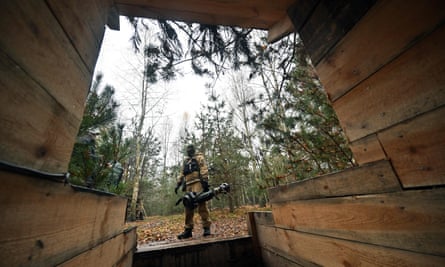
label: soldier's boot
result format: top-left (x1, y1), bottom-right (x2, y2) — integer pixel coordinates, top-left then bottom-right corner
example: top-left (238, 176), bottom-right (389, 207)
top-left (203, 227), bottom-right (211, 237)
top-left (177, 228), bottom-right (192, 239)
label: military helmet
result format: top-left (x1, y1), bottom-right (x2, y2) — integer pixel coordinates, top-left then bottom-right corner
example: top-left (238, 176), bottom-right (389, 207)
top-left (186, 144), bottom-right (195, 157)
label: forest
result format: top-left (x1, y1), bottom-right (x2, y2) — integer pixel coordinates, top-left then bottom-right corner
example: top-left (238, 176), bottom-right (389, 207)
top-left (67, 17), bottom-right (355, 221)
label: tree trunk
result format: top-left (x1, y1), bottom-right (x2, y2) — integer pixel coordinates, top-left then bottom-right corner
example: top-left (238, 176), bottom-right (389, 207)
top-left (130, 136), bottom-right (142, 221)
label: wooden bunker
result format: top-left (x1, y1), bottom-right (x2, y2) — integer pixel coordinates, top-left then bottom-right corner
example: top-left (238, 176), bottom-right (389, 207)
top-left (0, 0), bottom-right (444, 266)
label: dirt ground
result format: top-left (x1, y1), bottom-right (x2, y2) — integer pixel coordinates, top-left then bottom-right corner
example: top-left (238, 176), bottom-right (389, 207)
top-left (126, 205), bottom-right (270, 248)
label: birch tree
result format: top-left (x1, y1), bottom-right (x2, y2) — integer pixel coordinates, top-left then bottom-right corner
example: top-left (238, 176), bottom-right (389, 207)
top-left (127, 22), bottom-right (169, 221)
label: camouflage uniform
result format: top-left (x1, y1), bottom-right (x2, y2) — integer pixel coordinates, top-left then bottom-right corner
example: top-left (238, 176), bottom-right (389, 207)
top-left (177, 147), bottom-right (211, 238)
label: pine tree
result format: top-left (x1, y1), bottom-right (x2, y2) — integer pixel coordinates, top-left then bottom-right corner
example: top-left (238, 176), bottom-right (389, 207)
top-left (68, 73), bottom-right (126, 190)
top-left (253, 38), bottom-right (355, 183)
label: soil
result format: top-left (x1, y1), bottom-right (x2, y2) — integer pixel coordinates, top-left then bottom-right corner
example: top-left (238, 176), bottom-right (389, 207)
top-left (126, 205), bottom-right (270, 248)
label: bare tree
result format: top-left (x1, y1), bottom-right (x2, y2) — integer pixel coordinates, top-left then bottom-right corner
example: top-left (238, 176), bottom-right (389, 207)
top-left (226, 71), bottom-right (261, 204)
top-left (127, 24), bottom-right (170, 221)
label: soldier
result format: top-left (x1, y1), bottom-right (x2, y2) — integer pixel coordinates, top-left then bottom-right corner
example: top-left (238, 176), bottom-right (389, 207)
top-left (108, 160), bottom-right (124, 188)
top-left (78, 131), bottom-right (99, 188)
top-left (175, 144), bottom-right (211, 239)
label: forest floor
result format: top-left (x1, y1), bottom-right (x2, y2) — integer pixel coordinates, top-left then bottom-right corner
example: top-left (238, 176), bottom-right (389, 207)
top-left (127, 205), bottom-right (271, 248)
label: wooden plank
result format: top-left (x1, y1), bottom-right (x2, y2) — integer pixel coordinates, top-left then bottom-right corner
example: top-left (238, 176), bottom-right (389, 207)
top-left (267, 15), bottom-right (295, 43)
top-left (116, 249), bottom-right (134, 267)
top-left (315, 0), bottom-right (445, 101)
top-left (256, 224), bottom-right (445, 267)
top-left (272, 188), bottom-right (445, 256)
top-left (378, 106), bottom-right (445, 188)
top-left (0, 50), bottom-right (80, 173)
top-left (58, 227), bottom-right (137, 267)
top-left (117, 3), bottom-right (264, 29)
top-left (47, 0), bottom-right (111, 73)
top-left (107, 4), bottom-right (120, 31)
top-left (0, 51), bottom-right (79, 172)
top-left (133, 236), bottom-right (257, 267)
top-left (261, 248), bottom-right (306, 267)
top-left (268, 160), bottom-right (401, 203)
top-left (287, 0), bottom-right (319, 32)
top-left (0, 171), bottom-right (128, 267)
top-left (333, 23), bottom-right (445, 142)
top-left (299, 0), bottom-right (376, 65)
top-left (249, 211), bottom-right (275, 226)
top-left (349, 134), bottom-right (387, 165)
top-left (0, 0), bottom-right (91, 122)
top-left (117, 0), bottom-right (295, 14)
top-left (115, 0), bottom-right (295, 29)
top-left (247, 212), bottom-right (264, 265)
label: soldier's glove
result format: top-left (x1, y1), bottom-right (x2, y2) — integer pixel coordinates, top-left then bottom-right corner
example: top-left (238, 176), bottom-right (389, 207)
top-left (175, 182), bottom-right (181, 195)
top-left (201, 180), bottom-right (209, 192)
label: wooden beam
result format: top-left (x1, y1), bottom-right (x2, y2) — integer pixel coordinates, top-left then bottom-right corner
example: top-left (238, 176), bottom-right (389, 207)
top-left (115, 0), bottom-right (295, 29)
top-left (299, 0), bottom-right (376, 65)
top-left (107, 4), bottom-right (120, 30)
top-left (267, 15), bottom-right (295, 43)
top-left (268, 160), bottom-right (401, 203)
top-left (287, 0), bottom-right (319, 32)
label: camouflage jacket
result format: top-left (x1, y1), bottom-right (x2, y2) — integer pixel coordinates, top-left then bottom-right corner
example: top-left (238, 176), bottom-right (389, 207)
top-left (178, 152), bottom-right (208, 187)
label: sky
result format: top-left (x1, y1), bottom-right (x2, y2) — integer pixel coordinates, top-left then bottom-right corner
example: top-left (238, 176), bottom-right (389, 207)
top-left (93, 16), bottom-right (269, 165)
top-left (94, 16), bottom-right (211, 135)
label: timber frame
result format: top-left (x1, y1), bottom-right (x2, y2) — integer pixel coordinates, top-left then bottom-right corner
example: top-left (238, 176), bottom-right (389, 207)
top-left (0, 0), bottom-right (444, 266)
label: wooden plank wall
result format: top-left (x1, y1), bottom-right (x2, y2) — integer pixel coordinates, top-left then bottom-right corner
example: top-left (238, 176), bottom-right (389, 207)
top-left (251, 0), bottom-right (445, 266)
top-left (58, 227), bottom-right (136, 267)
top-left (250, 161), bottom-right (445, 266)
top-left (0, 0), bottom-right (116, 172)
top-left (133, 237), bottom-right (259, 267)
top-left (0, 171), bottom-right (136, 266)
top-left (250, 209), bottom-right (445, 267)
top-left (313, 0), bottom-right (445, 188)
top-left (0, 0), bottom-right (133, 266)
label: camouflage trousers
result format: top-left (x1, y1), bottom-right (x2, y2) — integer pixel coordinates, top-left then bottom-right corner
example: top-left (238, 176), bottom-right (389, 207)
top-left (184, 201), bottom-right (211, 229)
top-left (183, 181), bottom-right (211, 229)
